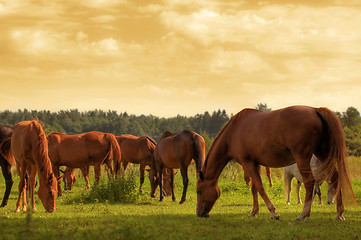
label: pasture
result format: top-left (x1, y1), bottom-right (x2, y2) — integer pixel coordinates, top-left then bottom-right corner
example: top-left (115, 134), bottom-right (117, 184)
top-left (1, 158), bottom-right (361, 240)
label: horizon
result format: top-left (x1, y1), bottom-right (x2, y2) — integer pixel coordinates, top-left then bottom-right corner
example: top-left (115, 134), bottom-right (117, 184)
top-left (1, 0), bottom-right (361, 117)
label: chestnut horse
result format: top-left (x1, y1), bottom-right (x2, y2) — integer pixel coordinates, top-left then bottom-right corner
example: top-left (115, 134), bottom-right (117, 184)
top-left (116, 134), bottom-right (157, 193)
top-left (9, 121), bottom-right (59, 212)
top-left (197, 106), bottom-right (356, 220)
top-left (0, 125), bottom-right (13, 207)
top-left (154, 130), bottom-right (205, 204)
top-left (47, 131), bottom-right (121, 196)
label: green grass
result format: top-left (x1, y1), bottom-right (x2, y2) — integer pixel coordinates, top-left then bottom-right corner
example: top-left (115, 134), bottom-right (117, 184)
top-left (1, 161), bottom-right (361, 240)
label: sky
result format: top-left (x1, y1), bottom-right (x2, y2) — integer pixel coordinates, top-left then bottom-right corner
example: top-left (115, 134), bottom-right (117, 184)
top-left (1, 0), bottom-right (361, 117)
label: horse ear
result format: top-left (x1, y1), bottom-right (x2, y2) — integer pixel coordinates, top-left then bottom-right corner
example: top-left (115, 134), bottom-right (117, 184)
top-left (199, 171), bottom-right (204, 181)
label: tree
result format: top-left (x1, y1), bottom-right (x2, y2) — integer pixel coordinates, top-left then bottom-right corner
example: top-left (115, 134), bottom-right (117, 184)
top-left (255, 103), bottom-right (272, 111)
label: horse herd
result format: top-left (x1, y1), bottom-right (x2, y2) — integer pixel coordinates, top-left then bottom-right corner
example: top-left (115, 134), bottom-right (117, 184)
top-left (0, 105), bottom-right (358, 220)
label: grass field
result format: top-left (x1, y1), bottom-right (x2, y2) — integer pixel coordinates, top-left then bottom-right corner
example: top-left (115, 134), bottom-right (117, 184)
top-left (1, 158), bottom-right (361, 240)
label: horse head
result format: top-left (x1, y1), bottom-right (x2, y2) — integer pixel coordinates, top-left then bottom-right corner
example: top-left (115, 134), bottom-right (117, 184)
top-left (196, 171), bottom-right (220, 218)
top-left (38, 173), bottom-right (62, 212)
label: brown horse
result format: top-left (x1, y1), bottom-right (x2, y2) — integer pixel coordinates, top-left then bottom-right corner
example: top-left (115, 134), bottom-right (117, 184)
top-left (116, 134), bottom-right (157, 193)
top-left (47, 131), bottom-right (121, 196)
top-left (197, 106), bottom-right (356, 220)
top-left (8, 121), bottom-right (60, 212)
top-left (0, 125), bottom-right (14, 207)
top-left (154, 130), bottom-right (205, 204)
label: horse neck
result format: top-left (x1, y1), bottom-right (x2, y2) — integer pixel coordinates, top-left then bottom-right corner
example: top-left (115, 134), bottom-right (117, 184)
top-left (203, 125), bottom-right (232, 182)
top-left (34, 134), bottom-right (53, 181)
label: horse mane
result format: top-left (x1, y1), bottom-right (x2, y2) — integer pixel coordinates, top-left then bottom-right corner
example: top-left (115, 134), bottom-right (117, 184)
top-left (203, 109), bottom-right (256, 170)
top-left (31, 121), bottom-right (52, 176)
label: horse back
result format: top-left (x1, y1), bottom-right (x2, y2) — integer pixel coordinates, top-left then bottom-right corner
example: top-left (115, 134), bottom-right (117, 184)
top-left (11, 121), bottom-right (49, 165)
top-left (117, 134), bottom-right (154, 164)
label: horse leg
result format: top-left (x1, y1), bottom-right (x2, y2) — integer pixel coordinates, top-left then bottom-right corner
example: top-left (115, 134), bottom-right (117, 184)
top-left (314, 184), bottom-right (322, 204)
top-left (139, 164), bottom-right (145, 194)
top-left (170, 169), bottom-right (176, 202)
top-left (244, 170), bottom-right (251, 186)
top-left (284, 170), bottom-right (292, 205)
top-left (296, 160), bottom-right (315, 220)
top-left (329, 170), bottom-right (345, 220)
top-left (248, 167), bottom-right (260, 217)
top-left (243, 163), bottom-right (279, 219)
top-left (81, 166), bottom-right (90, 189)
top-left (158, 165), bottom-right (164, 202)
top-left (28, 167), bottom-right (37, 211)
top-left (94, 164), bottom-right (101, 182)
top-left (0, 159), bottom-right (13, 207)
top-left (266, 167), bottom-right (273, 187)
top-left (15, 165), bottom-right (27, 212)
top-left (296, 181), bottom-right (302, 204)
top-left (53, 166), bottom-right (62, 197)
top-left (179, 166), bottom-right (189, 204)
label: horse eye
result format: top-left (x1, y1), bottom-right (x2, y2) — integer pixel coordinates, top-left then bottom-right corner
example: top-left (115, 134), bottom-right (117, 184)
top-left (197, 190), bottom-right (202, 195)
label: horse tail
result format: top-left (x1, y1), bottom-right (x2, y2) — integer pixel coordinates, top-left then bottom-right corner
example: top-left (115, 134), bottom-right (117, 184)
top-left (316, 107), bottom-right (357, 206)
top-left (105, 133), bottom-right (122, 175)
top-left (0, 137), bottom-right (15, 166)
top-left (145, 136), bottom-right (157, 172)
top-left (192, 133), bottom-right (206, 173)
top-left (146, 136), bottom-right (157, 147)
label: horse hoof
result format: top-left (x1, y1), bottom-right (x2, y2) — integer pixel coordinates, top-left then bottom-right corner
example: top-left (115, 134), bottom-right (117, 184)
top-left (248, 212), bottom-right (258, 218)
top-left (336, 214), bottom-right (346, 221)
top-left (271, 213), bottom-right (280, 220)
top-left (179, 200), bottom-right (184, 204)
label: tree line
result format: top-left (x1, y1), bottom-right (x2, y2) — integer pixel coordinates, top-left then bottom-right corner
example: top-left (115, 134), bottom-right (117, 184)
top-left (0, 104), bottom-right (360, 156)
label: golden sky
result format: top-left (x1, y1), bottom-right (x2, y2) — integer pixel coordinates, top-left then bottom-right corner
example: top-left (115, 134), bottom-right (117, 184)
top-left (1, 0), bottom-right (361, 117)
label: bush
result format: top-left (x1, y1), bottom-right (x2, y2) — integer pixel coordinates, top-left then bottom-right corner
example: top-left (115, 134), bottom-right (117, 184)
top-left (75, 169), bottom-right (139, 204)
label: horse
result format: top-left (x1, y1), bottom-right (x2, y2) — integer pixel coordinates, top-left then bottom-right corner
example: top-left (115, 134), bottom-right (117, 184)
top-left (116, 134), bottom-right (157, 193)
top-left (285, 154), bottom-right (335, 205)
top-left (7, 121), bottom-right (60, 212)
top-left (47, 131), bottom-right (121, 196)
top-left (0, 125), bottom-right (13, 207)
top-left (196, 106), bottom-right (356, 220)
top-left (153, 130), bottom-right (205, 204)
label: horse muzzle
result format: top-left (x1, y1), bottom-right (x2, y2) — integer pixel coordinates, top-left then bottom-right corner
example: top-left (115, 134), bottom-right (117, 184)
top-left (196, 209), bottom-right (210, 218)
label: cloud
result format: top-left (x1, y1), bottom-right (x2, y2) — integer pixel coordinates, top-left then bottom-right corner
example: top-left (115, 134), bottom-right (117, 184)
top-left (90, 14), bottom-right (117, 23)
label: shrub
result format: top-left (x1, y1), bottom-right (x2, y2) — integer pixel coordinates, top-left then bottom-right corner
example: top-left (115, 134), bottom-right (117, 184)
top-left (73, 169), bottom-right (139, 204)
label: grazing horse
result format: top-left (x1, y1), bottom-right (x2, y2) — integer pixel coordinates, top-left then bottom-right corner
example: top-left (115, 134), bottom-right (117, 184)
top-left (0, 125), bottom-right (13, 207)
top-left (197, 106), bottom-right (356, 220)
top-left (9, 121), bottom-right (60, 212)
top-left (116, 134), bottom-right (157, 193)
top-left (154, 130), bottom-right (205, 204)
top-left (285, 154), bottom-right (335, 205)
top-left (47, 131), bottom-right (121, 196)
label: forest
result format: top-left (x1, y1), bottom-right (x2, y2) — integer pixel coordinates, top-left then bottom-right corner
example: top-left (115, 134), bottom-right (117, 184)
top-left (0, 104), bottom-right (360, 156)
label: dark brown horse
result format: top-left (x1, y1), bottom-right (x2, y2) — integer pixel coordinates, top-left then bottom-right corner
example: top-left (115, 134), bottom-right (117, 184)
top-left (47, 131), bottom-right (121, 196)
top-left (116, 134), bottom-right (157, 193)
top-left (154, 130), bottom-right (205, 204)
top-left (0, 125), bottom-right (13, 207)
top-left (197, 106), bottom-right (356, 220)
top-left (9, 121), bottom-right (60, 212)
